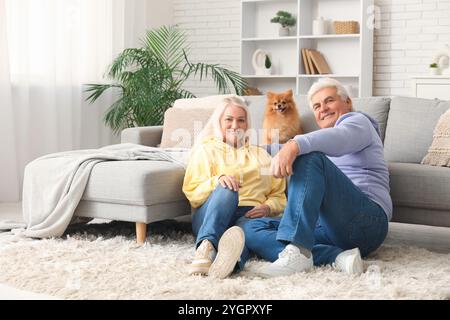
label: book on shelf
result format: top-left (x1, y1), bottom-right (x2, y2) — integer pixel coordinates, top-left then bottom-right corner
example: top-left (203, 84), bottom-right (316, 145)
top-left (301, 49), bottom-right (332, 75)
top-left (301, 49), bottom-right (311, 75)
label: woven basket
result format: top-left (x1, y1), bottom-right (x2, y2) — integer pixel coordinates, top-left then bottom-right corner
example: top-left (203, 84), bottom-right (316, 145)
top-left (333, 21), bottom-right (359, 34)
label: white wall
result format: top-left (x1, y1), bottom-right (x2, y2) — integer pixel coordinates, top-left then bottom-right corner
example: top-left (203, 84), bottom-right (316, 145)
top-left (148, 0), bottom-right (174, 29)
top-left (173, 0), bottom-right (450, 97)
top-left (173, 0), bottom-right (241, 96)
top-left (373, 0), bottom-right (450, 96)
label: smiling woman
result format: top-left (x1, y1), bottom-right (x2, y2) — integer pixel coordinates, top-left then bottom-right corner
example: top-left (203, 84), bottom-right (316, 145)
top-left (0, 0), bottom-right (150, 202)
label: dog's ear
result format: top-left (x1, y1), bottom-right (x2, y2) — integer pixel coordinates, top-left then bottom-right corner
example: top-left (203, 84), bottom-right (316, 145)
top-left (286, 89), bottom-right (293, 97)
top-left (267, 91), bottom-right (274, 98)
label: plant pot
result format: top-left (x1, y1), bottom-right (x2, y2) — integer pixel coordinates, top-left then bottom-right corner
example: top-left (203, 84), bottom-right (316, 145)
top-left (429, 67), bottom-right (440, 75)
top-left (263, 67), bottom-right (272, 76)
top-left (279, 26), bottom-right (290, 36)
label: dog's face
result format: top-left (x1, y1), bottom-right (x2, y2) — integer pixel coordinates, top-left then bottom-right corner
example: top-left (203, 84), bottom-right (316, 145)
top-left (266, 89), bottom-right (295, 114)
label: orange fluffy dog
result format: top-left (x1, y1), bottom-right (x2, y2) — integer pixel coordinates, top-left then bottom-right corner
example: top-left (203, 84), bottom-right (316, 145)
top-left (263, 89), bottom-right (302, 144)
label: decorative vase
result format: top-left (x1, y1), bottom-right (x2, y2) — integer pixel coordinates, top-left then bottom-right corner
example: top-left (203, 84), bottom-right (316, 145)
top-left (252, 49), bottom-right (271, 75)
top-left (279, 26), bottom-right (290, 36)
top-left (313, 17), bottom-right (327, 35)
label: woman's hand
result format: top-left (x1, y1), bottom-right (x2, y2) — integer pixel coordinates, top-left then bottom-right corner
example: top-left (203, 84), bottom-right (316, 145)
top-left (245, 204), bottom-right (271, 219)
top-left (218, 175), bottom-right (241, 192)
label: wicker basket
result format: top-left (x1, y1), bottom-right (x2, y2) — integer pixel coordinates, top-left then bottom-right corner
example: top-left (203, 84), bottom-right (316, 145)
top-left (333, 21), bottom-right (359, 34)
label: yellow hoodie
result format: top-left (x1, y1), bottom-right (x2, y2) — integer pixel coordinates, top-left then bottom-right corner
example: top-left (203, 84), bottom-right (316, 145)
top-left (182, 137), bottom-right (286, 216)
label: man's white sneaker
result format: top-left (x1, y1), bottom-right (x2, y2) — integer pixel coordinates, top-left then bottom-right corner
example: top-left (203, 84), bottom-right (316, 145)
top-left (334, 248), bottom-right (364, 275)
top-left (208, 226), bottom-right (245, 279)
top-left (257, 244), bottom-right (313, 278)
top-left (188, 239), bottom-right (216, 275)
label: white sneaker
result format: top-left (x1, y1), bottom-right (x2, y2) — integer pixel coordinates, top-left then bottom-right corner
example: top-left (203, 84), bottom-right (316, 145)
top-left (208, 226), bottom-right (245, 279)
top-left (334, 248), bottom-right (364, 275)
top-left (188, 239), bottom-right (216, 275)
top-left (257, 244), bottom-right (313, 278)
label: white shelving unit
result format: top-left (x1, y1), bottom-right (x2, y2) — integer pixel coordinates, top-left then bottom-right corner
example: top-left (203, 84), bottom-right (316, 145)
top-left (240, 0), bottom-right (374, 97)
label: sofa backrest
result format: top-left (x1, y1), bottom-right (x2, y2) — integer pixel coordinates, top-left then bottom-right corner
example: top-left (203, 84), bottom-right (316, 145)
top-left (164, 94), bottom-right (391, 148)
top-left (383, 96), bottom-right (450, 164)
top-left (244, 95), bottom-right (391, 142)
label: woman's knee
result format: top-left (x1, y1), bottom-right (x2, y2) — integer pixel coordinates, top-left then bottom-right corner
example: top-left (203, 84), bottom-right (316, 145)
top-left (211, 184), bottom-right (239, 205)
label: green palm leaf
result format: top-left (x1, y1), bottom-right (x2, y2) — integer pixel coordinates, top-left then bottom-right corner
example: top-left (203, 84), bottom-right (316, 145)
top-left (84, 25), bottom-right (248, 133)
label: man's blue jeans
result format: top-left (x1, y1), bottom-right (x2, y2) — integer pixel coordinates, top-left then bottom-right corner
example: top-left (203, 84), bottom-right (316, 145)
top-left (191, 185), bottom-right (253, 270)
top-left (241, 152), bottom-right (389, 266)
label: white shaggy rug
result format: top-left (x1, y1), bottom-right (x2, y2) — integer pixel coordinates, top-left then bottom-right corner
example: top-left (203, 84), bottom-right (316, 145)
top-left (0, 220), bottom-right (449, 300)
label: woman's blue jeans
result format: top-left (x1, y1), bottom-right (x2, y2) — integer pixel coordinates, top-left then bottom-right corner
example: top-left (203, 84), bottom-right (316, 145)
top-left (191, 185), bottom-right (253, 270)
top-left (241, 152), bottom-right (389, 266)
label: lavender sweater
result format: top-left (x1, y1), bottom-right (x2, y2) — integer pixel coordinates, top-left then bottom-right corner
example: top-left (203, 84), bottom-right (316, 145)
top-left (293, 112), bottom-right (392, 220)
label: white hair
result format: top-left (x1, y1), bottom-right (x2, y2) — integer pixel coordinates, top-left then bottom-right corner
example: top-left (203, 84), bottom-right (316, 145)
top-left (193, 95), bottom-right (251, 149)
top-left (307, 78), bottom-right (352, 110)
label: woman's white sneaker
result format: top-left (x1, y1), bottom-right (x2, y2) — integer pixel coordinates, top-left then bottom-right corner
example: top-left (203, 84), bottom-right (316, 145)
top-left (188, 239), bottom-right (216, 275)
top-left (257, 244), bottom-right (313, 278)
top-left (208, 226), bottom-right (245, 279)
top-left (334, 248), bottom-right (364, 275)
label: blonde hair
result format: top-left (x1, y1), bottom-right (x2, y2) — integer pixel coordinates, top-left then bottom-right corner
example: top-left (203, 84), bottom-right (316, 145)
top-left (193, 95), bottom-right (251, 148)
top-left (307, 78), bottom-right (352, 110)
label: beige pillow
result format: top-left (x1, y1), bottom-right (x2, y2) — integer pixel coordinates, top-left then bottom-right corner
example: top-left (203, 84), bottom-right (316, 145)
top-left (160, 108), bottom-right (214, 148)
top-left (421, 108), bottom-right (450, 167)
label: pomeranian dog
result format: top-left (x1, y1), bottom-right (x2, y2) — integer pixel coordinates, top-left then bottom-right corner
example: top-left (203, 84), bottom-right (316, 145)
top-left (263, 89), bottom-right (302, 144)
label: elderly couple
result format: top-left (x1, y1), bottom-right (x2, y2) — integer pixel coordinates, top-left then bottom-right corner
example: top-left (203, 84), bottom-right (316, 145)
top-left (182, 78), bottom-right (392, 279)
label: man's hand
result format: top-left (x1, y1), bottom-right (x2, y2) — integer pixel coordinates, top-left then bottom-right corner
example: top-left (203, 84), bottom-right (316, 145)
top-left (218, 175), bottom-right (241, 192)
top-left (271, 140), bottom-right (300, 178)
top-left (245, 204), bottom-right (271, 218)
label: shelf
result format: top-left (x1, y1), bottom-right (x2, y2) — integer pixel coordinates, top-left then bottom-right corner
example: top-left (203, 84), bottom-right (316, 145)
top-left (299, 34), bottom-right (360, 39)
top-left (240, 0), bottom-right (374, 96)
top-left (242, 36), bottom-right (297, 41)
top-left (243, 35), bottom-right (360, 41)
top-left (410, 75), bottom-right (450, 79)
top-left (298, 74), bottom-right (359, 78)
top-left (242, 0), bottom-right (296, 3)
top-left (243, 75), bottom-right (297, 78)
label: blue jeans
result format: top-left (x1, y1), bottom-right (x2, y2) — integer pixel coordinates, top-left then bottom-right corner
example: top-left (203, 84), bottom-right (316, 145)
top-left (241, 152), bottom-right (389, 266)
top-left (191, 185), bottom-right (253, 270)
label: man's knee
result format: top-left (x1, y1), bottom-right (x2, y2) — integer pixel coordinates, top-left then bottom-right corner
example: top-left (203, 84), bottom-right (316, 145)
top-left (242, 218), bottom-right (277, 238)
top-left (293, 151), bottom-right (326, 170)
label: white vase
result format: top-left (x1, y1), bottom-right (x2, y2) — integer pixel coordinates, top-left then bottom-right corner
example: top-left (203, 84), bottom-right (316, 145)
top-left (279, 26), bottom-right (290, 36)
top-left (313, 17), bottom-right (327, 35)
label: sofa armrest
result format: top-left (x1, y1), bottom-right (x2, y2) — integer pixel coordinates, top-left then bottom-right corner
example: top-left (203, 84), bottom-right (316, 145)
top-left (121, 126), bottom-right (163, 147)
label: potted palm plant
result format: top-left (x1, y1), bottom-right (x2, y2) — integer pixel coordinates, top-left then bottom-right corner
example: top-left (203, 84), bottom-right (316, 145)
top-left (85, 25), bottom-right (247, 134)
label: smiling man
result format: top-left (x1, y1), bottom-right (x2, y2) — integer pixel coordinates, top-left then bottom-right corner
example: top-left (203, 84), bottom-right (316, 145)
top-left (241, 78), bottom-right (392, 278)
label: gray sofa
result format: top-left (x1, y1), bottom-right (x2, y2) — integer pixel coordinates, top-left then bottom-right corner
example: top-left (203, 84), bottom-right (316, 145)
top-left (73, 95), bottom-right (450, 243)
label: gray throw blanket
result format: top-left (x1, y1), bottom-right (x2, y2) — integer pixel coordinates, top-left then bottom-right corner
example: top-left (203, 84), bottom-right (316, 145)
top-left (0, 143), bottom-right (189, 238)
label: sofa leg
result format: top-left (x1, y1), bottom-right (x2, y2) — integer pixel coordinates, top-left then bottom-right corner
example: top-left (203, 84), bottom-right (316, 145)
top-left (136, 222), bottom-right (147, 245)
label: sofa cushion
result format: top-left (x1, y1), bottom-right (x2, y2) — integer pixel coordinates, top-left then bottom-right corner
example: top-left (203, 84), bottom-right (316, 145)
top-left (82, 160), bottom-right (187, 206)
top-left (384, 97), bottom-right (450, 163)
top-left (389, 162), bottom-right (450, 211)
top-left (421, 108), bottom-right (450, 167)
top-left (352, 97), bottom-right (391, 142)
top-left (173, 94), bottom-right (235, 109)
top-left (160, 107), bottom-right (214, 148)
